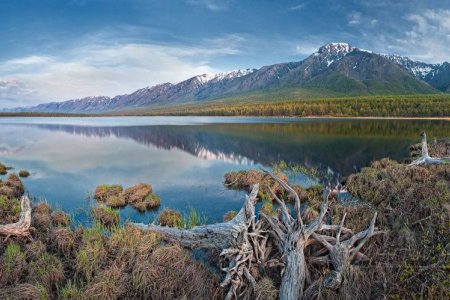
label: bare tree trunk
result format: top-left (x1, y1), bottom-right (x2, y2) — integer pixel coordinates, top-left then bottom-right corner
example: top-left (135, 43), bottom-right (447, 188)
top-left (409, 132), bottom-right (450, 166)
top-left (279, 246), bottom-right (307, 300)
top-left (0, 196), bottom-right (32, 238)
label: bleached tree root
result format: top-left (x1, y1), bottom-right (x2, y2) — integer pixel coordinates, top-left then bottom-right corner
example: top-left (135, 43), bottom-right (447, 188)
top-left (131, 172), bottom-right (381, 300)
top-left (0, 196), bottom-right (32, 238)
top-left (409, 132), bottom-right (450, 166)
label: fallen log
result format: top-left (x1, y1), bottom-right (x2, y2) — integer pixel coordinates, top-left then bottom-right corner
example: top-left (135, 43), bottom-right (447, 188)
top-left (0, 196), bottom-right (32, 238)
top-left (132, 184), bottom-right (260, 250)
top-left (409, 132), bottom-right (450, 166)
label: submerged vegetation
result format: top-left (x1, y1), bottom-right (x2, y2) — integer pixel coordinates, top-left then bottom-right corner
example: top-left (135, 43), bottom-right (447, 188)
top-left (0, 135), bottom-right (449, 299)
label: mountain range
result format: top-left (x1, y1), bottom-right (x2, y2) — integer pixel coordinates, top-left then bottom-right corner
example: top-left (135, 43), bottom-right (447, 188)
top-left (6, 43), bottom-right (450, 113)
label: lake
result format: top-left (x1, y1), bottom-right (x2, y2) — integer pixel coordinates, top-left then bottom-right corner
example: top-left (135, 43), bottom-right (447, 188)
top-left (0, 116), bottom-right (449, 225)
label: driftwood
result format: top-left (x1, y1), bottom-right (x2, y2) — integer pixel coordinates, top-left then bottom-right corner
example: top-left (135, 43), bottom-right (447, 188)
top-left (0, 196), bottom-right (32, 238)
top-left (409, 132), bottom-right (450, 166)
top-left (131, 173), bottom-right (380, 299)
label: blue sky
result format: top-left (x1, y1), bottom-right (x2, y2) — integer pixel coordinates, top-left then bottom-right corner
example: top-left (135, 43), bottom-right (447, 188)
top-left (0, 0), bottom-right (449, 107)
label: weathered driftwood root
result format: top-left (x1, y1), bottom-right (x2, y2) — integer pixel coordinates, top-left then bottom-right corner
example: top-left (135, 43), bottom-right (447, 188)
top-left (132, 185), bottom-right (264, 299)
top-left (310, 213), bottom-right (382, 290)
top-left (132, 172), bottom-right (381, 300)
top-left (0, 196), bottom-right (32, 238)
top-left (409, 132), bottom-right (450, 166)
top-left (260, 171), bottom-right (329, 300)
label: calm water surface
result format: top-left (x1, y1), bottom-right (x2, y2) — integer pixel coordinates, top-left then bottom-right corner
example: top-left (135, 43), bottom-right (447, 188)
top-left (0, 116), bottom-right (448, 225)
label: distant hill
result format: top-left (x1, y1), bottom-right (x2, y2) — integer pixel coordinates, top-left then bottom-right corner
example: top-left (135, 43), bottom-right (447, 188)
top-left (4, 43), bottom-right (449, 113)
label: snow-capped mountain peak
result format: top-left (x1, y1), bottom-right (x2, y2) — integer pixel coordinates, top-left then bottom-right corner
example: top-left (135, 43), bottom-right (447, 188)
top-left (318, 42), bottom-right (353, 55)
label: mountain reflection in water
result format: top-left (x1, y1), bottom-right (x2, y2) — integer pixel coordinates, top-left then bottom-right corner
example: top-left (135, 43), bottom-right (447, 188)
top-left (28, 119), bottom-right (449, 176)
top-left (0, 117), bottom-right (448, 224)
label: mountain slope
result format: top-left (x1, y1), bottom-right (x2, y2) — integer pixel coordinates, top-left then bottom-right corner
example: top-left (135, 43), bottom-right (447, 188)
top-left (5, 43), bottom-right (447, 113)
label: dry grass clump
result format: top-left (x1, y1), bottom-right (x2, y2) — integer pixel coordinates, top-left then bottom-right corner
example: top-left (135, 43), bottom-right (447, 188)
top-left (224, 169), bottom-right (289, 198)
top-left (0, 174), bottom-right (25, 200)
top-left (51, 210), bottom-right (70, 227)
top-left (33, 201), bottom-right (52, 215)
top-left (123, 183), bottom-right (161, 211)
top-left (94, 184), bottom-right (123, 202)
top-left (91, 206), bottom-right (119, 227)
top-left (131, 244), bottom-right (223, 299)
top-left (223, 210), bottom-right (238, 221)
top-left (159, 209), bottom-right (183, 227)
top-left (84, 263), bottom-right (130, 300)
top-left (18, 170), bottom-right (30, 178)
top-left (0, 162), bottom-right (7, 175)
top-left (25, 240), bottom-right (47, 261)
top-left (254, 277), bottom-right (278, 300)
top-left (346, 156), bottom-right (450, 298)
top-left (28, 252), bottom-right (65, 295)
top-left (32, 202), bottom-right (52, 235)
top-left (48, 227), bottom-right (76, 256)
top-left (94, 183), bottom-right (161, 211)
top-left (122, 183), bottom-right (152, 203)
top-left (105, 194), bottom-right (126, 208)
top-left (0, 283), bottom-right (42, 300)
top-left (108, 225), bottom-right (160, 267)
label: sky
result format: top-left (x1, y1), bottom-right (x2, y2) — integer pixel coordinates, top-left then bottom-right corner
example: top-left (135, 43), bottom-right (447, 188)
top-left (0, 0), bottom-right (449, 108)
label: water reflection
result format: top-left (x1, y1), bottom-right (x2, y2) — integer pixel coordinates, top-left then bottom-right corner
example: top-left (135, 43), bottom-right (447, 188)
top-left (0, 117), bottom-right (448, 224)
top-left (22, 119), bottom-right (450, 175)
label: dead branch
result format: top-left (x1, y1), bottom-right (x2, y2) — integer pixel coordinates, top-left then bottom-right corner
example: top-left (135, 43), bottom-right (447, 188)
top-left (409, 132), bottom-right (450, 166)
top-left (0, 196), bottom-right (32, 238)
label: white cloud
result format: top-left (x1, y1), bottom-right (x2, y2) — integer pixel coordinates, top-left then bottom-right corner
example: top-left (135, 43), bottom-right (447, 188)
top-left (289, 4), bottom-right (306, 11)
top-left (0, 34), bottom-right (245, 107)
top-left (187, 0), bottom-right (233, 11)
top-left (393, 9), bottom-right (450, 62)
top-left (295, 42), bottom-right (322, 55)
top-left (0, 79), bottom-right (39, 108)
top-left (348, 11), bottom-right (362, 26)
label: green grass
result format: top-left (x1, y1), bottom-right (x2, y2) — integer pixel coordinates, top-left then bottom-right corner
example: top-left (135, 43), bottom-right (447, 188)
top-left (4, 243), bottom-right (25, 272)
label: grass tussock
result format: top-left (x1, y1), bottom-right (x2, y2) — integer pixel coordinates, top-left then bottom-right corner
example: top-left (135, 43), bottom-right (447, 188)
top-left (131, 244), bottom-right (223, 299)
top-left (51, 210), bottom-right (70, 227)
top-left (91, 206), bottom-right (119, 227)
top-left (94, 184), bottom-right (123, 202)
top-left (0, 162), bottom-right (8, 175)
top-left (159, 209), bottom-right (183, 228)
top-left (18, 170), bottom-right (30, 178)
top-left (224, 169), bottom-right (289, 199)
top-left (94, 182), bottom-right (161, 211)
top-left (0, 173), bottom-right (223, 300)
top-left (344, 152), bottom-right (450, 298)
top-left (27, 252), bottom-right (65, 295)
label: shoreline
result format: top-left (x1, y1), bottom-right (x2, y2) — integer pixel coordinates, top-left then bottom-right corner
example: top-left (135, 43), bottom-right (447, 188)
top-left (0, 113), bottom-right (449, 121)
